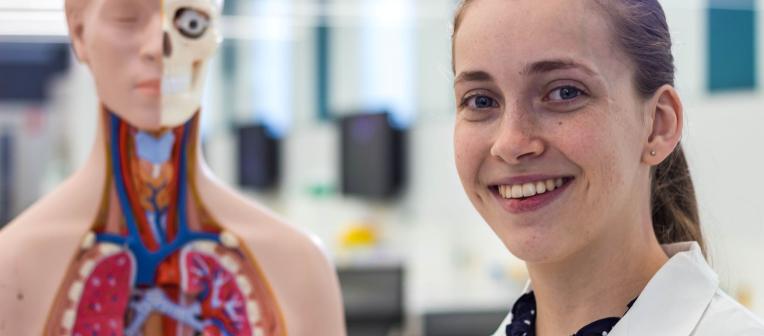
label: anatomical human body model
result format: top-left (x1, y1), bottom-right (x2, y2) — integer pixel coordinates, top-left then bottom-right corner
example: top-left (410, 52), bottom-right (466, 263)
top-left (0, 0), bottom-right (345, 335)
top-left (44, 111), bottom-right (285, 335)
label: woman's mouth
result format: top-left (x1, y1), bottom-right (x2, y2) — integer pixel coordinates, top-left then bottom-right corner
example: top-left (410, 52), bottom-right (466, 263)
top-left (490, 177), bottom-right (574, 214)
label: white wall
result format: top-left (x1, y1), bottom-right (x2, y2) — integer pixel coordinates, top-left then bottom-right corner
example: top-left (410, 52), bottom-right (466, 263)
top-left (664, 0), bottom-right (764, 312)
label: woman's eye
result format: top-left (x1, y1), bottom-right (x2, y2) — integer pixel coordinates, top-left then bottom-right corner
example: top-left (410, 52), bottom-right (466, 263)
top-left (463, 95), bottom-right (498, 109)
top-left (174, 8), bottom-right (210, 39)
top-left (546, 86), bottom-right (585, 101)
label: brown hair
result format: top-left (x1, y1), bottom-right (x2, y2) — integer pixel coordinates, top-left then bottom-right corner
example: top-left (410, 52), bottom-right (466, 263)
top-left (452, 0), bottom-right (705, 254)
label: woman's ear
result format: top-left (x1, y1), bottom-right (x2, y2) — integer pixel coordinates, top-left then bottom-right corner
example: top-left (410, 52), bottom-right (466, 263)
top-left (643, 84), bottom-right (683, 165)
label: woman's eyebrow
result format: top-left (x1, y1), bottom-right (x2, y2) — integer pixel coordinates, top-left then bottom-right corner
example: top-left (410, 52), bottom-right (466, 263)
top-left (454, 70), bottom-right (494, 85)
top-left (524, 59), bottom-right (597, 76)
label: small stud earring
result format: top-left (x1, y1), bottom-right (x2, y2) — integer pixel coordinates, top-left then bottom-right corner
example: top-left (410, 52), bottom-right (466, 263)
top-left (650, 150), bottom-right (657, 156)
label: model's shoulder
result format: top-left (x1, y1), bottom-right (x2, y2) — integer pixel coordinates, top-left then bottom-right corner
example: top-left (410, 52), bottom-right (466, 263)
top-left (198, 179), bottom-right (331, 267)
top-left (198, 180), bottom-right (316, 244)
top-left (233, 203), bottom-right (325, 259)
top-left (694, 289), bottom-right (764, 335)
top-left (2, 170), bottom-right (103, 233)
top-left (0, 188), bottom-right (90, 336)
top-left (0, 201), bottom-right (88, 258)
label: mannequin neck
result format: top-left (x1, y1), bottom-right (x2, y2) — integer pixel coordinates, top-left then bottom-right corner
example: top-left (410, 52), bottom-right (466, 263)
top-left (102, 108), bottom-right (201, 251)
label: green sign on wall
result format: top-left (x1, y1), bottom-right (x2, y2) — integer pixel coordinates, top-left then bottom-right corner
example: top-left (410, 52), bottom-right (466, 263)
top-left (707, 0), bottom-right (757, 92)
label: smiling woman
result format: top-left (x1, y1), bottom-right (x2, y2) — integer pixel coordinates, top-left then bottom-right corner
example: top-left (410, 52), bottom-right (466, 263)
top-left (451, 0), bottom-right (764, 335)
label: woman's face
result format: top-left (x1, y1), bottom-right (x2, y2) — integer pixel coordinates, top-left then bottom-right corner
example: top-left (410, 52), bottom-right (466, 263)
top-left (73, 0), bottom-right (162, 129)
top-left (453, 0), bottom-right (653, 264)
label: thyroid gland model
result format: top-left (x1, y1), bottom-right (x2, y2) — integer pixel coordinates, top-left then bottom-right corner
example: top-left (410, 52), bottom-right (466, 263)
top-left (0, 0), bottom-right (344, 335)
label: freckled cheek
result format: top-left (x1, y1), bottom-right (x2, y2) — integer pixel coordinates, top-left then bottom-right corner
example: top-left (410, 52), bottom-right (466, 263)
top-left (553, 120), bottom-right (613, 181)
top-left (566, 123), bottom-right (625, 201)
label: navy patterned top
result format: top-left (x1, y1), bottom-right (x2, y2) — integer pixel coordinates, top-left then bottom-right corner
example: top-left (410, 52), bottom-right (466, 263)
top-left (505, 292), bottom-right (637, 336)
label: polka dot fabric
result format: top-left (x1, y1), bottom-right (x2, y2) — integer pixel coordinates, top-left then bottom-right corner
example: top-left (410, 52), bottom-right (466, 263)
top-left (505, 292), bottom-right (636, 336)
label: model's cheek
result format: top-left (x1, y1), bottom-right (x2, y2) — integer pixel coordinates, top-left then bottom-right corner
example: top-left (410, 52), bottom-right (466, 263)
top-left (90, 34), bottom-right (132, 87)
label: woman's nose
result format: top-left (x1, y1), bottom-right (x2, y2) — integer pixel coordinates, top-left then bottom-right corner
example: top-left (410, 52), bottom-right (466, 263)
top-left (489, 112), bottom-right (545, 164)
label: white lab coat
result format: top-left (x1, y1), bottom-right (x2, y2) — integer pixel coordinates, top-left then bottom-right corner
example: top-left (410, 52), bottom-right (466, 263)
top-left (492, 242), bottom-right (764, 335)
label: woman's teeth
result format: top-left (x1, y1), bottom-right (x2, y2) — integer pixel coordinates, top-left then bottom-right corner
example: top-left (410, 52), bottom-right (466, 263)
top-left (498, 178), bottom-right (564, 199)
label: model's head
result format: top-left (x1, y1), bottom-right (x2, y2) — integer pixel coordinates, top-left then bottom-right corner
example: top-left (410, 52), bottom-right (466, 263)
top-left (452, 0), bottom-right (703, 264)
top-left (65, 0), bottom-right (223, 130)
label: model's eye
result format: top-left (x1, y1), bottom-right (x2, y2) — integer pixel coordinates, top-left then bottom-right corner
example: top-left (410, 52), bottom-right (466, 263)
top-left (546, 86), bottom-right (585, 101)
top-left (105, 0), bottom-right (142, 23)
top-left (174, 8), bottom-right (210, 39)
top-left (112, 16), bottom-right (139, 25)
top-left (463, 95), bottom-right (499, 109)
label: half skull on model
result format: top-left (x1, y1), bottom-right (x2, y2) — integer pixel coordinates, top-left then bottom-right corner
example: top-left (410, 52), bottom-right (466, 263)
top-left (162, 0), bottom-right (220, 127)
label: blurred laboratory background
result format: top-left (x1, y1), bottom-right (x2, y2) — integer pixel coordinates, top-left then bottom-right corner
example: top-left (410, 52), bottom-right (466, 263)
top-left (1, 0), bottom-right (763, 334)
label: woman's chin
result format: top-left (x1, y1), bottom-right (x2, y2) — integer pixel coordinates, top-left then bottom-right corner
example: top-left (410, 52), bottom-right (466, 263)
top-left (501, 233), bottom-right (573, 265)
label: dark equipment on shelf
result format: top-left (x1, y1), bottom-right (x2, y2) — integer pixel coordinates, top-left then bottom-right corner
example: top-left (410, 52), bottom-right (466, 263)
top-left (237, 123), bottom-right (281, 190)
top-left (0, 42), bottom-right (70, 102)
top-left (339, 112), bottom-right (406, 199)
top-left (339, 265), bottom-right (404, 336)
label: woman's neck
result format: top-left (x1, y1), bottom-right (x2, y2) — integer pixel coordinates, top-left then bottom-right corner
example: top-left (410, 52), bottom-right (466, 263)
top-left (528, 214), bottom-right (669, 336)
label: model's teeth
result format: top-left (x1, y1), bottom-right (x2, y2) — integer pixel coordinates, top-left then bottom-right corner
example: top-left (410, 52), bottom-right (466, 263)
top-left (161, 74), bottom-right (191, 95)
top-left (499, 178), bottom-right (567, 199)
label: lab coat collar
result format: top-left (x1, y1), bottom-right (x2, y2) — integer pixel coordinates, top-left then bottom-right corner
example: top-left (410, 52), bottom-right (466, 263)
top-left (497, 242), bottom-right (717, 336)
top-left (608, 241), bottom-right (718, 335)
